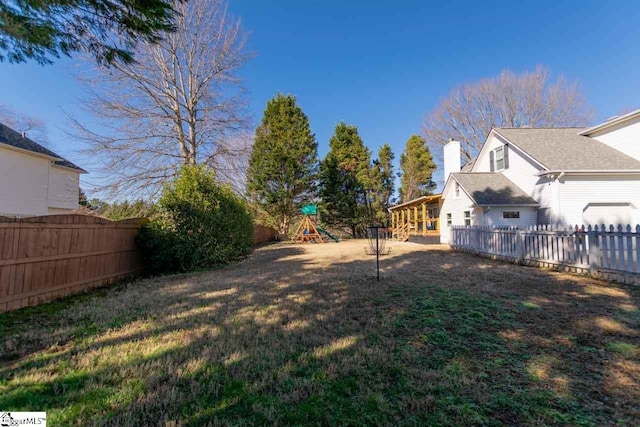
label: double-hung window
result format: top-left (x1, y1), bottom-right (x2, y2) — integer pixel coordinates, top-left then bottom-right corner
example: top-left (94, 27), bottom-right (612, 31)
top-left (495, 146), bottom-right (505, 170)
top-left (464, 211), bottom-right (471, 226)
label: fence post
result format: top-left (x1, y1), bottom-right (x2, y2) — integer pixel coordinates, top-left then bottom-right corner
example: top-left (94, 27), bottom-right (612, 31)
top-left (588, 225), bottom-right (599, 277)
top-left (515, 228), bottom-right (524, 264)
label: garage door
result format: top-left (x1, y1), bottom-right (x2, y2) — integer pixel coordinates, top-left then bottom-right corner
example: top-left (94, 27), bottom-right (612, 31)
top-left (582, 203), bottom-right (637, 226)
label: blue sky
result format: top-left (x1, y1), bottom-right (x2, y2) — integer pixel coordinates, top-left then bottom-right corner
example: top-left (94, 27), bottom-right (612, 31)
top-left (1, 0), bottom-right (639, 195)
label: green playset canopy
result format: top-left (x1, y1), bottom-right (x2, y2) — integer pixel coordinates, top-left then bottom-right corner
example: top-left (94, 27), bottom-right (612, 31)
top-left (301, 204), bottom-right (318, 215)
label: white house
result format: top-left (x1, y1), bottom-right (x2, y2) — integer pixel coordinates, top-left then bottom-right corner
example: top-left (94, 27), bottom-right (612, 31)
top-left (440, 109), bottom-right (640, 243)
top-left (0, 122), bottom-right (86, 217)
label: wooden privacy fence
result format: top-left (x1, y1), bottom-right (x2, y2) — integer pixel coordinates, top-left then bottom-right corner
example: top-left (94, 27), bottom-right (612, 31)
top-left (253, 224), bottom-right (279, 245)
top-left (0, 215), bottom-right (147, 312)
top-left (451, 224), bottom-right (640, 285)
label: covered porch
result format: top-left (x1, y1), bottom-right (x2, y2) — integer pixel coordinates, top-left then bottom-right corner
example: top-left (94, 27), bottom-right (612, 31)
top-left (389, 194), bottom-right (442, 243)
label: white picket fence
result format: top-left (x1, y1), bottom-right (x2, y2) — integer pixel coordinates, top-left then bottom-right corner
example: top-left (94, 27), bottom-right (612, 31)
top-left (451, 225), bottom-right (640, 284)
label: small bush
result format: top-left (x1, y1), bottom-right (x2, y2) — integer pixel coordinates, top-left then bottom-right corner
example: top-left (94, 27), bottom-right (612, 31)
top-left (137, 166), bottom-right (254, 274)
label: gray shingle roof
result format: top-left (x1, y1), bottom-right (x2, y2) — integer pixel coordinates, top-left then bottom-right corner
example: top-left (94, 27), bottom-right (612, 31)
top-left (494, 127), bottom-right (640, 171)
top-left (461, 158), bottom-right (475, 172)
top-left (0, 122), bottom-right (86, 172)
top-left (452, 172), bottom-right (538, 206)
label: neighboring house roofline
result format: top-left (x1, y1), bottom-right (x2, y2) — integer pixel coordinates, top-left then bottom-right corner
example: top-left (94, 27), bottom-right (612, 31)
top-left (51, 162), bottom-right (89, 174)
top-left (579, 108), bottom-right (640, 136)
top-left (0, 141), bottom-right (61, 162)
top-left (0, 122), bottom-right (87, 173)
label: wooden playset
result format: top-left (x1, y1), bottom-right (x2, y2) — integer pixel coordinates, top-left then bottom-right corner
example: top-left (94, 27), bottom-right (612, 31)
top-left (291, 205), bottom-right (339, 243)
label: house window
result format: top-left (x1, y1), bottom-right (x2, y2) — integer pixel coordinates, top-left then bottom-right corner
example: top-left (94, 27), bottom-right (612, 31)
top-left (446, 213), bottom-right (452, 226)
top-left (503, 211), bottom-right (520, 219)
top-left (464, 210), bottom-right (471, 226)
top-left (455, 183), bottom-right (460, 197)
top-left (495, 146), bottom-right (505, 170)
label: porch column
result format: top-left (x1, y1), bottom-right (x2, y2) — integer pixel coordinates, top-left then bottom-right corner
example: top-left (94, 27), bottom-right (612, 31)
top-left (422, 203), bottom-right (427, 236)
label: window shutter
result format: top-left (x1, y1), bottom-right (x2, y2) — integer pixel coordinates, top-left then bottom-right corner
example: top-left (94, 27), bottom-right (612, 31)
top-left (489, 150), bottom-right (495, 172)
top-left (503, 145), bottom-right (509, 169)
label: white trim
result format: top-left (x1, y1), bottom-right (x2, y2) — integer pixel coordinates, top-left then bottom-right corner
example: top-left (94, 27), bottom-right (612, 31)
top-left (579, 108), bottom-right (640, 136)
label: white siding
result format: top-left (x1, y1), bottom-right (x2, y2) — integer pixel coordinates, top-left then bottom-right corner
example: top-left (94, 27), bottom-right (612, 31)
top-left (484, 207), bottom-right (537, 227)
top-left (0, 146), bottom-right (50, 216)
top-left (440, 180), bottom-right (484, 243)
top-left (48, 166), bottom-right (80, 210)
top-left (590, 115), bottom-right (640, 161)
top-left (557, 176), bottom-right (640, 226)
top-left (531, 177), bottom-right (559, 224)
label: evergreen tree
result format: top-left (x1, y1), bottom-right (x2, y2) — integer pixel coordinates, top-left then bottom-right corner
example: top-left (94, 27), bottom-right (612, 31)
top-left (370, 144), bottom-right (395, 224)
top-left (399, 135), bottom-right (436, 202)
top-left (247, 93), bottom-right (318, 234)
top-left (79, 188), bottom-right (88, 207)
top-left (319, 122), bottom-right (372, 237)
top-left (0, 0), bottom-right (178, 65)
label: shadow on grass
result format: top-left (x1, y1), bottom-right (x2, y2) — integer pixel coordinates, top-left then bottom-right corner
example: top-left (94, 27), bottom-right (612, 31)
top-left (0, 242), bottom-right (638, 425)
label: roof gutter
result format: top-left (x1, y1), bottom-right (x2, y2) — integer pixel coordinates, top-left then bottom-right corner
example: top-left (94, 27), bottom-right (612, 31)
top-left (477, 204), bottom-right (539, 207)
top-left (537, 170), bottom-right (640, 177)
top-left (51, 163), bottom-right (88, 174)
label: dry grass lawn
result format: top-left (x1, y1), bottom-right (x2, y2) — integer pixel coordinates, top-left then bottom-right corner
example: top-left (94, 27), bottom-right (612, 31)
top-left (1, 240), bottom-right (639, 425)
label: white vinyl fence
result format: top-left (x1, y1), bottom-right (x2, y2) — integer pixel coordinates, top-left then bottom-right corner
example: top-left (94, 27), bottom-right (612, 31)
top-left (451, 225), bottom-right (640, 284)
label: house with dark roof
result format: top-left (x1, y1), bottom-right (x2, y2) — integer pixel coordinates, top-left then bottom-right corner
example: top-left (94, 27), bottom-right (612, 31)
top-left (0, 122), bottom-right (87, 217)
top-left (438, 108), bottom-right (640, 243)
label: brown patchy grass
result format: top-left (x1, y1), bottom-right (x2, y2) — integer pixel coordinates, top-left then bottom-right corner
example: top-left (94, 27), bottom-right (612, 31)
top-left (1, 240), bottom-right (639, 425)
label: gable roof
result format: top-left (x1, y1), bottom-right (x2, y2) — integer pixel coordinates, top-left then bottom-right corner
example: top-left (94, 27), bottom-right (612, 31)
top-left (493, 127), bottom-right (640, 171)
top-left (452, 172), bottom-right (538, 206)
top-left (0, 122), bottom-right (86, 173)
top-left (579, 108), bottom-right (640, 136)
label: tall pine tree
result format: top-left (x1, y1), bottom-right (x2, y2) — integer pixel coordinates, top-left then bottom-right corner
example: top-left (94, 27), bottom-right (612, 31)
top-left (370, 144), bottom-right (395, 225)
top-left (247, 94), bottom-right (318, 234)
top-left (319, 122), bottom-right (372, 237)
top-left (399, 135), bottom-right (436, 202)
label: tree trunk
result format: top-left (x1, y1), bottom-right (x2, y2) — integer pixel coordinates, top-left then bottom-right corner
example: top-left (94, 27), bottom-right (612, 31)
top-left (279, 214), bottom-right (290, 236)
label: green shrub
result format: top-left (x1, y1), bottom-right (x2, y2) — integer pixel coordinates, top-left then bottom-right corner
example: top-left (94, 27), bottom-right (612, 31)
top-left (137, 166), bottom-right (254, 274)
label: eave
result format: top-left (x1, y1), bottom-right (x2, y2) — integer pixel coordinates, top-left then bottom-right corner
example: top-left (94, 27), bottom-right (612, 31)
top-left (388, 194), bottom-right (442, 211)
top-left (579, 109), bottom-right (640, 136)
top-left (537, 170), bottom-right (640, 177)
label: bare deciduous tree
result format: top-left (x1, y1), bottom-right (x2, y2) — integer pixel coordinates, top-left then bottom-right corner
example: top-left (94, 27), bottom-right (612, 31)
top-left (71, 0), bottom-right (251, 196)
top-left (0, 105), bottom-right (48, 146)
top-left (423, 66), bottom-right (594, 162)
